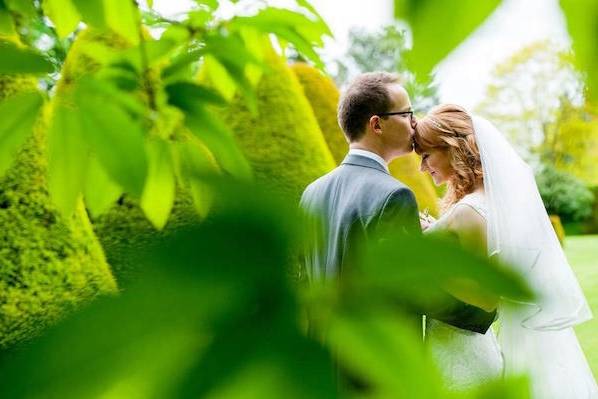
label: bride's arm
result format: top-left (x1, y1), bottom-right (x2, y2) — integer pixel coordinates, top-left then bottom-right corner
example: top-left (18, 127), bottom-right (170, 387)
top-left (443, 204), bottom-right (499, 312)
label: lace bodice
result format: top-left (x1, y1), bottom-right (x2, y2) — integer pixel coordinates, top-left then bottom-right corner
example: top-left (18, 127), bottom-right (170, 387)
top-left (426, 191), bottom-right (488, 234)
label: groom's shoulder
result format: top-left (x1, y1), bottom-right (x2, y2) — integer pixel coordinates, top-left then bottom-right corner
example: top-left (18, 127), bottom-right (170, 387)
top-left (302, 163), bottom-right (408, 197)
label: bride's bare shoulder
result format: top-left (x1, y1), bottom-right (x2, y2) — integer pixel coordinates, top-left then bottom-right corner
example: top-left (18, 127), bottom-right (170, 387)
top-left (447, 202), bottom-right (486, 231)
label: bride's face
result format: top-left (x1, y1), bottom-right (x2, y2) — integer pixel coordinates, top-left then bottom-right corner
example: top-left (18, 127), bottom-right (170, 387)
top-left (419, 148), bottom-right (453, 185)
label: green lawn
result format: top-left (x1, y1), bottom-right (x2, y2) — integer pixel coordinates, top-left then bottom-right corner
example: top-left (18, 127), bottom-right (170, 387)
top-left (567, 235), bottom-right (598, 376)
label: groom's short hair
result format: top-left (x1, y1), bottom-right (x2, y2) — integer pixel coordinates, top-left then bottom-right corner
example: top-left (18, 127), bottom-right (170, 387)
top-left (338, 72), bottom-right (401, 142)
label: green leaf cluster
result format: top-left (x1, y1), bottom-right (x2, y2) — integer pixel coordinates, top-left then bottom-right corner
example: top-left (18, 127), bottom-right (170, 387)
top-left (0, 74), bottom-right (116, 348)
top-left (0, 181), bottom-right (532, 398)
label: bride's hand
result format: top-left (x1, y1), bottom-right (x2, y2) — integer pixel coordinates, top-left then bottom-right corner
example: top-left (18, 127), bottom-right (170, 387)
top-left (419, 209), bottom-right (436, 231)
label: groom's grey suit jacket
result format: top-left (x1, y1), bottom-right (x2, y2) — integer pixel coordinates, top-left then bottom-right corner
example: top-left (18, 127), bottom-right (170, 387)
top-left (300, 154), bottom-right (495, 334)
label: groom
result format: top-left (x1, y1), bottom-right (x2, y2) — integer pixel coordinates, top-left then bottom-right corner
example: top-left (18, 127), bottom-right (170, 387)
top-left (300, 72), bottom-right (496, 333)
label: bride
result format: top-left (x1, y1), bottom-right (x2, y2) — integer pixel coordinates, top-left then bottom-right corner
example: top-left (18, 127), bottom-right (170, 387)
top-left (413, 104), bottom-right (598, 398)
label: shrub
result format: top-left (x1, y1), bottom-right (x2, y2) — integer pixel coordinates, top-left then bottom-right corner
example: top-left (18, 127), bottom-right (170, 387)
top-left (224, 47), bottom-right (336, 202)
top-left (0, 72), bottom-right (117, 348)
top-left (582, 186), bottom-right (598, 234)
top-left (549, 215), bottom-right (566, 245)
top-left (290, 62), bottom-right (348, 164)
top-left (389, 153), bottom-right (439, 217)
top-left (536, 165), bottom-right (595, 223)
top-left (56, 29), bottom-right (208, 286)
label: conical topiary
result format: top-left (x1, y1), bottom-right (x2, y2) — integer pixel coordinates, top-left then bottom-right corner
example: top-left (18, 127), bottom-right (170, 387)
top-left (389, 153), bottom-right (439, 217)
top-left (55, 29), bottom-right (215, 286)
top-left (223, 48), bottom-right (336, 202)
top-left (290, 62), bottom-right (348, 164)
top-left (0, 70), bottom-right (117, 348)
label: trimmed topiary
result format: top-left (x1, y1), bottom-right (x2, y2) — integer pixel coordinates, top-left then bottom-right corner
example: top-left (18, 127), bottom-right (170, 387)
top-left (223, 47), bottom-right (335, 202)
top-left (290, 62), bottom-right (348, 164)
top-left (389, 153), bottom-right (439, 217)
top-left (55, 29), bottom-right (213, 286)
top-left (0, 72), bottom-right (117, 348)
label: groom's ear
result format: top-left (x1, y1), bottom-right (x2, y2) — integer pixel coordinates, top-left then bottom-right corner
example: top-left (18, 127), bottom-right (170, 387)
top-left (369, 115), bottom-right (382, 134)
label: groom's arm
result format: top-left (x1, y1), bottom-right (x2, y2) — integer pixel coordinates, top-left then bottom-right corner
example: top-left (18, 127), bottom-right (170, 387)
top-left (424, 293), bottom-right (497, 334)
top-left (376, 187), bottom-right (497, 334)
top-left (376, 187), bottom-right (421, 235)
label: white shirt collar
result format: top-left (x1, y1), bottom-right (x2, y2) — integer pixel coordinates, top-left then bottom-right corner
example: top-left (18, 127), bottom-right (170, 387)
top-left (348, 149), bottom-right (389, 172)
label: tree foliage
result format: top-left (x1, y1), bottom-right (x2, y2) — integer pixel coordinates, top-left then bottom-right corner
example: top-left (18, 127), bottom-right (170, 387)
top-left (332, 24), bottom-right (439, 112)
top-left (0, 0), bottom-right (332, 225)
top-left (475, 41), bottom-right (584, 161)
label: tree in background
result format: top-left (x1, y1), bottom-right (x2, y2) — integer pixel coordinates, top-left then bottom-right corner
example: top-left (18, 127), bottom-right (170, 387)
top-left (333, 24), bottom-right (439, 113)
top-left (549, 102), bottom-right (598, 186)
top-left (475, 41), bottom-right (585, 163)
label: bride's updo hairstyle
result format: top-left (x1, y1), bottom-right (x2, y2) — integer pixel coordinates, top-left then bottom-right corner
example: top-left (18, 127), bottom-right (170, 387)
top-left (414, 104), bottom-right (483, 212)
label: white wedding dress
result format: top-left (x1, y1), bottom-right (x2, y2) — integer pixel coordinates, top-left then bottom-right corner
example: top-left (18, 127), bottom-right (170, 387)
top-left (423, 115), bottom-right (598, 398)
top-left (425, 192), bottom-right (504, 391)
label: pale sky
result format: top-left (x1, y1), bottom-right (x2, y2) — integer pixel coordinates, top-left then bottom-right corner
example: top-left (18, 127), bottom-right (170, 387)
top-left (150, 0), bottom-right (570, 110)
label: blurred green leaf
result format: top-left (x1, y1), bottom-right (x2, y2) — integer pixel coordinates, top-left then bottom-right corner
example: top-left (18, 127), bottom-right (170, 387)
top-left (193, 0), bottom-right (218, 10)
top-left (203, 33), bottom-right (263, 113)
top-left (0, 40), bottom-right (53, 74)
top-left (560, 0), bottom-right (598, 100)
top-left (72, 0), bottom-right (140, 44)
top-left (395, 0), bottom-right (500, 80)
top-left (328, 311), bottom-right (445, 398)
top-left (78, 75), bottom-right (145, 115)
top-left (199, 54), bottom-right (238, 101)
top-left (104, 0), bottom-right (140, 45)
top-left (72, 0), bottom-right (106, 28)
top-left (176, 105), bottom-right (252, 180)
top-left (173, 138), bottom-right (217, 218)
top-left (470, 375), bottom-right (531, 399)
top-left (166, 81), bottom-right (227, 108)
top-left (188, 9), bottom-right (213, 29)
top-left (0, 9), bottom-right (15, 35)
top-left (0, 91), bottom-right (43, 177)
top-left (161, 46), bottom-right (205, 83)
top-left (42, 0), bottom-right (81, 38)
top-left (140, 138), bottom-right (176, 230)
top-left (355, 231), bottom-right (534, 311)
top-left (75, 79), bottom-right (148, 197)
top-left (4, 0), bottom-right (35, 18)
top-left (230, 7), bottom-right (330, 69)
top-left (0, 183), bottom-right (314, 398)
top-left (84, 156), bottom-right (123, 217)
top-left (47, 100), bottom-right (89, 218)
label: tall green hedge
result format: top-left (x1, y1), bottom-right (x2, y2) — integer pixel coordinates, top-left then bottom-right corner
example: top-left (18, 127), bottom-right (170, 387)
top-left (0, 71), bottom-right (117, 348)
top-left (389, 153), bottom-right (439, 217)
top-left (55, 29), bottom-right (207, 286)
top-left (223, 48), bottom-right (335, 202)
top-left (291, 62), bottom-right (348, 164)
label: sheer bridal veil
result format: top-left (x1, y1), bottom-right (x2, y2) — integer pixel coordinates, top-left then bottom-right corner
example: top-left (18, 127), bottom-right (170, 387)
top-left (472, 115), bottom-right (597, 398)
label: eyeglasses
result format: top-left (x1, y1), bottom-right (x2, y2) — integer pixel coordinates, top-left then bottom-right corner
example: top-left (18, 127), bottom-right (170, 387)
top-left (377, 110), bottom-right (414, 119)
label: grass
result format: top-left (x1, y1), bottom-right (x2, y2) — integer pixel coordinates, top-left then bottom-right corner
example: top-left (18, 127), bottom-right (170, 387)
top-left (567, 235), bottom-right (598, 376)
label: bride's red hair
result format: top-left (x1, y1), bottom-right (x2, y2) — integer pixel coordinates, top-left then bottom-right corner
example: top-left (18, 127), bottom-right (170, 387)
top-left (414, 104), bottom-right (483, 212)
